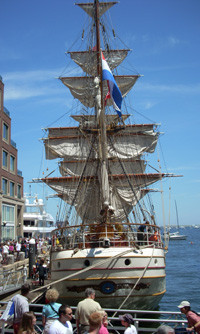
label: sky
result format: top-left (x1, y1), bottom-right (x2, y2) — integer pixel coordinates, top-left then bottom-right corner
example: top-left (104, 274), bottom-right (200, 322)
top-left (1, 0), bottom-right (200, 226)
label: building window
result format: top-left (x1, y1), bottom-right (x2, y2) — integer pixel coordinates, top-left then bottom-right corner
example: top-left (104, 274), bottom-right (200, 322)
top-left (2, 178), bottom-right (8, 195)
top-left (2, 204), bottom-right (15, 241)
top-left (17, 184), bottom-right (22, 199)
top-left (10, 181), bottom-right (15, 197)
top-left (10, 155), bottom-right (15, 172)
top-left (3, 123), bottom-right (9, 141)
top-left (3, 150), bottom-right (8, 168)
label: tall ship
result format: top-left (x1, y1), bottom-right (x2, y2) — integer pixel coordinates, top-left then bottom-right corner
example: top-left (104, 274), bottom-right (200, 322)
top-left (40, 0), bottom-right (177, 310)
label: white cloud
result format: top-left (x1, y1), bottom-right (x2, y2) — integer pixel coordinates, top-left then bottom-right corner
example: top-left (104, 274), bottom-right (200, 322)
top-left (136, 82), bottom-right (200, 95)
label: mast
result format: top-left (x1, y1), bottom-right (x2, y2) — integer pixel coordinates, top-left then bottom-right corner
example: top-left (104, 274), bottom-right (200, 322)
top-left (95, 0), bottom-right (111, 221)
top-left (175, 200), bottom-right (180, 230)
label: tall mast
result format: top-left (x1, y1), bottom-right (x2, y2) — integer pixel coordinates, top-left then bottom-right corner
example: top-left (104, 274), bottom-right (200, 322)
top-left (95, 0), bottom-right (111, 221)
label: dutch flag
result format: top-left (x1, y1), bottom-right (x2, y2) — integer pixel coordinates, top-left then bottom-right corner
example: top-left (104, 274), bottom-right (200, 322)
top-left (101, 51), bottom-right (123, 118)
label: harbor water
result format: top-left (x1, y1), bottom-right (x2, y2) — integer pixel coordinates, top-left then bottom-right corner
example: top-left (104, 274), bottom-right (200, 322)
top-left (159, 226), bottom-right (200, 312)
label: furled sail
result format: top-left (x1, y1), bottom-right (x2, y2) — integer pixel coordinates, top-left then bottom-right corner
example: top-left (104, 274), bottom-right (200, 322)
top-left (76, 2), bottom-right (118, 18)
top-left (59, 75), bottom-right (140, 108)
top-left (59, 159), bottom-right (146, 177)
top-left (42, 173), bottom-right (163, 222)
top-left (68, 50), bottom-right (130, 76)
top-left (44, 130), bottom-right (158, 160)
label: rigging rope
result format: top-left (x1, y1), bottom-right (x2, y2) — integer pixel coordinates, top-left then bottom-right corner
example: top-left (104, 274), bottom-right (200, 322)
top-left (111, 245), bottom-right (155, 318)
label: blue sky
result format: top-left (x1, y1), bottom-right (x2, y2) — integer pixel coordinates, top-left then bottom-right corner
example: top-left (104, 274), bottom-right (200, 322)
top-left (1, 0), bottom-right (200, 226)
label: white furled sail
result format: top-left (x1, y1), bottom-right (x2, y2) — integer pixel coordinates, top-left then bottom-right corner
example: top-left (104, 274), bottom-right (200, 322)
top-left (68, 50), bottom-right (130, 76)
top-left (60, 75), bottom-right (140, 108)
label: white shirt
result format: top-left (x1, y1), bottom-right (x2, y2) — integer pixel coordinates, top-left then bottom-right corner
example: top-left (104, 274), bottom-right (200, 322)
top-left (16, 242), bottom-right (21, 251)
top-left (3, 245), bottom-right (9, 254)
top-left (49, 320), bottom-right (72, 334)
top-left (12, 294), bottom-right (29, 323)
top-left (124, 325), bottom-right (137, 334)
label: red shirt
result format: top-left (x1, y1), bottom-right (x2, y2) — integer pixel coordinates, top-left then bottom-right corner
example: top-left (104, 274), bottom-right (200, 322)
top-left (186, 311), bottom-right (200, 334)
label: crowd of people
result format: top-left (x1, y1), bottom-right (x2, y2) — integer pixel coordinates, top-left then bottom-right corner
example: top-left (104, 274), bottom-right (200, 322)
top-left (1, 284), bottom-right (200, 334)
top-left (0, 237), bottom-right (51, 265)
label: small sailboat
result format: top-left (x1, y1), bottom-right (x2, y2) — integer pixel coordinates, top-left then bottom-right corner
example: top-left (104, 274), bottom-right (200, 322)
top-left (37, 0), bottom-right (179, 310)
top-left (169, 201), bottom-right (187, 240)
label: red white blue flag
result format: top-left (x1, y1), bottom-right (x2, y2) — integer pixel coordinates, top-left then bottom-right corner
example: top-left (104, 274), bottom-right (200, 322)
top-left (101, 52), bottom-right (122, 118)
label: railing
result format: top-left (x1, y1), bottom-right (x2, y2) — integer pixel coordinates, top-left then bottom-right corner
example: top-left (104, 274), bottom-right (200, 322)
top-left (0, 267), bottom-right (27, 294)
top-left (51, 223), bottom-right (164, 251)
top-left (0, 303), bottom-right (193, 334)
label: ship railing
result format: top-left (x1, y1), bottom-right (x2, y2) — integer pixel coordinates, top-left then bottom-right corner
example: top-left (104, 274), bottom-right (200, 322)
top-left (0, 267), bottom-right (27, 294)
top-left (51, 223), bottom-right (163, 251)
top-left (0, 302), bottom-right (192, 334)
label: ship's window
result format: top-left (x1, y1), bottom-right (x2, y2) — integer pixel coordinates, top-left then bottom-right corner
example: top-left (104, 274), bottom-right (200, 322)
top-left (84, 260), bottom-right (90, 267)
top-left (154, 259), bottom-right (158, 264)
top-left (57, 262), bottom-right (61, 268)
top-left (125, 259), bottom-right (131, 266)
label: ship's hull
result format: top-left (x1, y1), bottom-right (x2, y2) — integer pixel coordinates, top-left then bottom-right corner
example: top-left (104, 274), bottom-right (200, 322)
top-left (50, 246), bottom-right (166, 310)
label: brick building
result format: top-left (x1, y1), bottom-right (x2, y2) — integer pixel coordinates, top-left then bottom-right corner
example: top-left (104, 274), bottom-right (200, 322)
top-left (0, 76), bottom-right (24, 241)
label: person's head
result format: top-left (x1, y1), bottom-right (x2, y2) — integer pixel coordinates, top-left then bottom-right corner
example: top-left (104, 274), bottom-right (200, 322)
top-left (85, 288), bottom-right (96, 299)
top-left (58, 305), bottom-right (73, 324)
top-left (40, 259), bottom-right (45, 265)
top-left (178, 301), bottom-right (191, 314)
top-left (45, 288), bottom-right (59, 303)
top-left (99, 311), bottom-right (108, 327)
top-left (119, 314), bottom-right (134, 327)
top-left (156, 325), bottom-right (175, 334)
top-left (21, 283), bottom-right (30, 296)
top-left (88, 312), bottom-right (102, 331)
top-left (19, 312), bottom-right (36, 332)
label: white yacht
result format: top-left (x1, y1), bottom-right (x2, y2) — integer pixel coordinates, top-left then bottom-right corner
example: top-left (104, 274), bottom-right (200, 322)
top-left (23, 195), bottom-right (55, 239)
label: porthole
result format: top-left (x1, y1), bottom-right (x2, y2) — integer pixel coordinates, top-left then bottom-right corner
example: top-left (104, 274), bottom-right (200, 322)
top-left (154, 259), bottom-right (158, 264)
top-left (57, 262), bottom-right (61, 268)
top-left (125, 259), bottom-right (131, 266)
top-left (84, 259), bottom-right (90, 267)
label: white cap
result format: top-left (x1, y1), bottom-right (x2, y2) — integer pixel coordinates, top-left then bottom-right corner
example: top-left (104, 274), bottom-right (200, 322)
top-left (178, 301), bottom-right (190, 308)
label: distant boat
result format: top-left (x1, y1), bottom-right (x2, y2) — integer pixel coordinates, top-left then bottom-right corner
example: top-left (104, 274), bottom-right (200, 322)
top-left (23, 194), bottom-right (56, 239)
top-left (169, 201), bottom-right (187, 240)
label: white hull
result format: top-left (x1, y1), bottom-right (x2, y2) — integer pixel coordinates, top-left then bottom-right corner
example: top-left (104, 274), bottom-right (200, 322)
top-left (169, 232), bottom-right (187, 240)
top-left (50, 246), bottom-right (166, 310)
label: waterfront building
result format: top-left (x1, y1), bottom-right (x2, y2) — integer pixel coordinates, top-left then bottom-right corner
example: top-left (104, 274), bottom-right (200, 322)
top-left (0, 76), bottom-right (24, 241)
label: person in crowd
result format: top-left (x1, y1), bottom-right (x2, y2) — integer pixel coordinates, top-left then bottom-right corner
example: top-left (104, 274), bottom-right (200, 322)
top-left (21, 241), bottom-right (27, 258)
top-left (155, 325), bottom-right (175, 334)
top-left (2, 242), bottom-right (9, 263)
top-left (42, 288), bottom-right (62, 334)
top-left (16, 240), bottom-right (21, 260)
top-left (9, 242), bottom-right (14, 254)
top-left (75, 288), bottom-right (102, 334)
top-left (87, 312), bottom-right (102, 334)
top-left (119, 313), bottom-right (137, 334)
top-left (18, 312), bottom-right (37, 334)
top-left (178, 301), bottom-right (200, 333)
top-left (49, 304), bottom-right (73, 334)
top-left (12, 283), bottom-right (31, 334)
top-left (37, 259), bottom-right (46, 286)
top-left (99, 311), bottom-right (109, 334)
